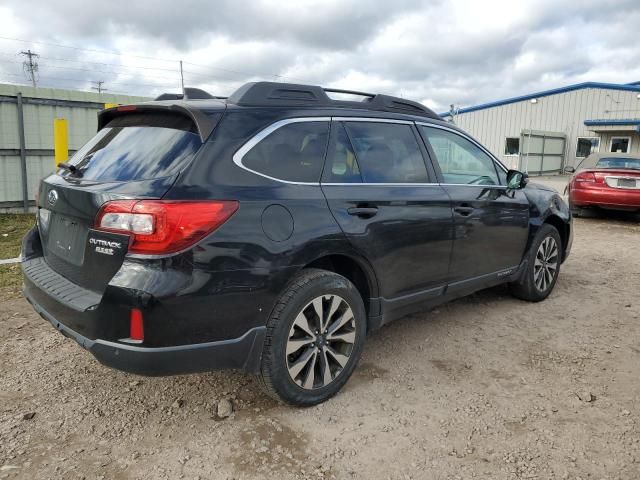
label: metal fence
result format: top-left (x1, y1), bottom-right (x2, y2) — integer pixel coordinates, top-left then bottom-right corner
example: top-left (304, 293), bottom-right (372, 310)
top-left (0, 84), bottom-right (148, 212)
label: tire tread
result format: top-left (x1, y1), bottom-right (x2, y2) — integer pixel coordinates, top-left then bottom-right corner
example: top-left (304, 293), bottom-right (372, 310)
top-left (258, 268), bottom-right (365, 406)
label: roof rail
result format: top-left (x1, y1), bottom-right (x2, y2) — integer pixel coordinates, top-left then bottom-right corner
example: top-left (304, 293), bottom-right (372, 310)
top-left (155, 92), bottom-right (182, 101)
top-left (226, 81), bottom-right (439, 119)
top-left (154, 87), bottom-right (227, 101)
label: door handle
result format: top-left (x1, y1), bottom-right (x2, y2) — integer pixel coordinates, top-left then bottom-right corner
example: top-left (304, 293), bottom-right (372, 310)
top-left (347, 207), bottom-right (378, 217)
top-left (453, 206), bottom-right (475, 216)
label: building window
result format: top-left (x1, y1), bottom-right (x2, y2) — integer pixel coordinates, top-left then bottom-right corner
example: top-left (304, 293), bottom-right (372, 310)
top-left (610, 136), bottom-right (631, 153)
top-left (504, 137), bottom-right (520, 156)
top-left (576, 137), bottom-right (600, 157)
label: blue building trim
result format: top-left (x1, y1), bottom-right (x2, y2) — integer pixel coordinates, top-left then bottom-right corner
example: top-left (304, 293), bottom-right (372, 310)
top-left (584, 118), bottom-right (640, 133)
top-left (440, 82), bottom-right (640, 117)
top-left (584, 118), bottom-right (640, 126)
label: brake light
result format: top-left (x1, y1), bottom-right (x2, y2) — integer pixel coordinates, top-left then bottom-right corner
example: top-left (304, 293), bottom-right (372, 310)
top-left (95, 200), bottom-right (239, 255)
top-left (575, 172), bottom-right (596, 183)
top-left (117, 105), bottom-right (137, 112)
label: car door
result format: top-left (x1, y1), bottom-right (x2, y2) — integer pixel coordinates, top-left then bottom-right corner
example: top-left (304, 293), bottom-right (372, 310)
top-left (321, 119), bottom-right (454, 310)
top-left (418, 124), bottom-right (529, 287)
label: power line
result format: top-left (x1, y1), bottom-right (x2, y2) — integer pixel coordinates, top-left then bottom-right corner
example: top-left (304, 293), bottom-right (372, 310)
top-left (0, 57), bottom-right (256, 88)
top-left (0, 58), bottom-right (179, 81)
top-left (0, 35), bottom-right (313, 84)
top-left (19, 49), bottom-right (39, 87)
top-left (0, 51), bottom-right (183, 73)
top-left (0, 35), bottom-right (179, 64)
top-left (0, 71), bottom-right (177, 90)
top-left (0, 57), bottom-right (247, 84)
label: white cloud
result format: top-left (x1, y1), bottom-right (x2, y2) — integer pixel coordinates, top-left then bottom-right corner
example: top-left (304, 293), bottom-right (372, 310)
top-left (0, 0), bottom-right (639, 111)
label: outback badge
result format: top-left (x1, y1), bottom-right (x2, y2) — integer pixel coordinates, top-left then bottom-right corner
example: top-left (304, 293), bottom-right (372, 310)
top-left (89, 237), bottom-right (122, 256)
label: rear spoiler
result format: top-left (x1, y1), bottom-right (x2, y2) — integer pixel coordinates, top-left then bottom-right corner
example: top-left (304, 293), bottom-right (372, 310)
top-left (97, 102), bottom-right (224, 142)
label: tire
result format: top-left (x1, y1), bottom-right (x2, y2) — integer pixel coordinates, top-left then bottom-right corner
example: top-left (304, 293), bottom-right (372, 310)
top-left (258, 268), bottom-right (367, 406)
top-left (569, 198), bottom-right (584, 218)
top-left (509, 224), bottom-right (562, 302)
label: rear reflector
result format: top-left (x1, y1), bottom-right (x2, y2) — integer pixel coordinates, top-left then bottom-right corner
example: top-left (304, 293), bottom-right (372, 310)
top-left (95, 200), bottom-right (239, 255)
top-left (130, 308), bottom-right (144, 341)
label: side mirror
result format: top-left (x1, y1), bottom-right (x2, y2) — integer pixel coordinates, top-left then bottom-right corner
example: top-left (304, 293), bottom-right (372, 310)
top-left (564, 166), bottom-right (575, 174)
top-left (506, 169), bottom-right (528, 189)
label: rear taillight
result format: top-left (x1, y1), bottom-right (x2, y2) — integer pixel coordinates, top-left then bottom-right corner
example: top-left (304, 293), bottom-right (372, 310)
top-left (95, 200), bottom-right (239, 255)
top-left (575, 172), bottom-right (596, 183)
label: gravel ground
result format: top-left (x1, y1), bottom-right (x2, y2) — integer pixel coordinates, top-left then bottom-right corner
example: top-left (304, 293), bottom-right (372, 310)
top-left (1, 211), bottom-right (640, 480)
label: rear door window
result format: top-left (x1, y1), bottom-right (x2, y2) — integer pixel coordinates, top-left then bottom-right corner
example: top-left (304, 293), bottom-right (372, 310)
top-left (342, 122), bottom-right (428, 183)
top-left (61, 113), bottom-right (203, 182)
top-left (241, 121), bottom-right (329, 183)
top-left (323, 122), bottom-right (362, 183)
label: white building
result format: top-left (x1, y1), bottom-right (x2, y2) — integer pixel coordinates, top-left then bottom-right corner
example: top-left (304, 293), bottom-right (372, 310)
top-left (441, 81), bottom-right (640, 174)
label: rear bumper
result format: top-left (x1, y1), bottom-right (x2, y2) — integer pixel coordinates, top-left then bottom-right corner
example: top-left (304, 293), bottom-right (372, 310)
top-left (24, 288), bottom-right (266, 376)
top-left (570, 186), bottom-right (640, 209)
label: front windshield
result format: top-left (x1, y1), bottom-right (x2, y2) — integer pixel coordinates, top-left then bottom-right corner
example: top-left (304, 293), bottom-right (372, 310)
top-left (595, 157), bottom-right (640, 170)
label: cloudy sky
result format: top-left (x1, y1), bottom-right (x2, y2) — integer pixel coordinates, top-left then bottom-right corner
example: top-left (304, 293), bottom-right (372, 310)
top-left (1, 0), bottom-right (639, 112)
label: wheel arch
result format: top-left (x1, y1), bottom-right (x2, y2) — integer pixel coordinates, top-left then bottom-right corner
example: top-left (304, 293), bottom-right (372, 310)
top-left (542, 213), bottom-right (570, 261)
top-left (301, 253), bottom-right (380, 317)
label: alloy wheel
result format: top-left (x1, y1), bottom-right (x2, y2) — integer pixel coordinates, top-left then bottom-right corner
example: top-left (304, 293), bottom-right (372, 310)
top-left (534, 236), bottom-right (559, 292)
top-left (286, 294), bottom-right (356, 390)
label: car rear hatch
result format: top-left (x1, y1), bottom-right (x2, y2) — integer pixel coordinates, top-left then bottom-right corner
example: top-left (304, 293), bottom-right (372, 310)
top-left (35, 103), bottom-right (224, 294)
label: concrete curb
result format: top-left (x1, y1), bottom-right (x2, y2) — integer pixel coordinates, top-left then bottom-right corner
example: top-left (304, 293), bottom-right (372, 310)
top-left (0, 257), bottom-right (21, 265)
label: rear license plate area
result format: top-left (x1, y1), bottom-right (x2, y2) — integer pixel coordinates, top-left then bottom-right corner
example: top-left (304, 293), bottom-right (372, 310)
top-left (47, 214), bottom-right (87, 265)
top-left (617, 178), bottom-right (637, 188)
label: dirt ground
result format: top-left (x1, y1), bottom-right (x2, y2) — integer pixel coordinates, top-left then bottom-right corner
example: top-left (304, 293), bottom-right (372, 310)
top-left (1, 211), bottom-right (639, 480)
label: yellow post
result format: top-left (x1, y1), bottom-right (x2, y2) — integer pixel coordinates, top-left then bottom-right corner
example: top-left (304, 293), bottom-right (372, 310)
top-left (104, 103), bottom-right (119, 109)
top-left (53, 118), bottom-right (69, 167)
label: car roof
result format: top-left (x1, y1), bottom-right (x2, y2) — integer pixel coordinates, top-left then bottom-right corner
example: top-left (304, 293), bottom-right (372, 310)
top-left (579, 152), bottom-right (640, 169)
top-left (99, 82), bottom-right (464, 141)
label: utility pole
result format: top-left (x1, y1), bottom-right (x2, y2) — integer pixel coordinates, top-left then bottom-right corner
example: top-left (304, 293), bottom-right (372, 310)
top-left (448, 104), bottom-right (459, 124)
top-left (20, 49), bottom-right (39, 88)
top-left (179, 60), bottom-right (185, 95)
top-left (91, 80), bottom-right (107, 94)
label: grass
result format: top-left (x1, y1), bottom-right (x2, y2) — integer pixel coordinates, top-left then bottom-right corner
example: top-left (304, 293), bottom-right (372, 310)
top-left (0, 214), bottom-right (35, 259)
top-left (0, 214), bottom-right (35, 294)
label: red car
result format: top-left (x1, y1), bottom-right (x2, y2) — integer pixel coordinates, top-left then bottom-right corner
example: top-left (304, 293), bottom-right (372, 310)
top-left (566, 153), bottom-right (640, 215)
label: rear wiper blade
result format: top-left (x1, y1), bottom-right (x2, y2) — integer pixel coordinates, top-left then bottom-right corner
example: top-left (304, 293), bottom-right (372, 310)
top-left (57, 162), bottom-right (83, 177)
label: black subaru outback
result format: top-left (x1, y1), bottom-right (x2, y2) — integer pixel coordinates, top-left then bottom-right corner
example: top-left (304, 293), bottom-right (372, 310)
top-left (22, 82), bottom-right (572, 406)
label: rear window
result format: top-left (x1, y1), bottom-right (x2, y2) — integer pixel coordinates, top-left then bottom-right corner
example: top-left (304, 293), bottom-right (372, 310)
top-left (60, 113), bottom-right (202, 182)
top-left (595, 157), bottom-right (640, 170)
top-left (241, 121), bottom-right (329, 183)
